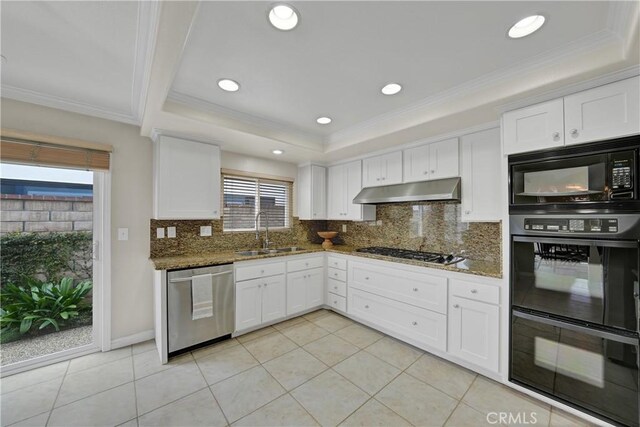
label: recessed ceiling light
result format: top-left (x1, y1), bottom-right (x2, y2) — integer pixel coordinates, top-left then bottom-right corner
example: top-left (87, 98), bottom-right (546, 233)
top-left (217, 78), bottom-right (240, 92)
top-left (381, 83), bottom-right (402, 96)
top-left (272, 149), bottom-right (284, 155)
top-left (316, 117), bottom-right (332, 125)
top-left (268, 3), bottom-right (299, 31)
top-left (508, 15), bottom-right (545, 39)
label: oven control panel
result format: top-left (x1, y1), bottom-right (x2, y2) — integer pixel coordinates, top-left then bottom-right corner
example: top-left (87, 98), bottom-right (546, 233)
top-left (524, 218), bottom-right (619, 233)
top-left (611, 152), bottom-right (634, 191)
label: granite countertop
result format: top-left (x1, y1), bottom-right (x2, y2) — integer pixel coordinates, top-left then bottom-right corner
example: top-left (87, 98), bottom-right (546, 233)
top-left (150, 244), bottom-right (502, 279)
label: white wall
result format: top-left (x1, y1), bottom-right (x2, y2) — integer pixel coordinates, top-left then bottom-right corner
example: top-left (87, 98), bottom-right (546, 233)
top-left (1, 98), bottom-right (154, 342)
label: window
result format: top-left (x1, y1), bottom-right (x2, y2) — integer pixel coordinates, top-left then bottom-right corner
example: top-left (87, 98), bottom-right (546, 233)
top-left (223, 175), bottom-right (292, 231)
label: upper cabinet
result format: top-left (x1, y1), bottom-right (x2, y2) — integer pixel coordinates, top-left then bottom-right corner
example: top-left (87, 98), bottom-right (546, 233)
top-left (362, 151), bottom-right (403, 187)
top-left (503, 76), bottom-right (640, 155)
top-left (327, 160), bottom-right (376, 221)
top-left (297, 164), bottom-right (326, 220)
top-left (460, 128), bottom-right (501, 222)
top-left (153, 135), bottom-right (221, 219)
top-left (403, 138), bottom-right (459, 183)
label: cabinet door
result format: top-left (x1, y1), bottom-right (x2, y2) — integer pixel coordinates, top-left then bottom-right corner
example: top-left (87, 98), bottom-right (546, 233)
top-left (345, 161), bottom-right (364, 220)
top-left (502, 99), bottom-right (564, 155)
top-left (155, 136), bottom-right (221, 219)
top-left (403, 144), bottom-right (430, 183)
top-left (362, 156), bottom-right (380, 188)
top-left (461, 128), bottom-right (501, 222)
top-left (311, 165), bottom-right (327, 219)
top-left (306, 268), bottom-right (324, 308)
top-left (429, 138), bottom-right (459, 179)
top-left (379, 151), bottom-right (403, 185)
top-left (564, 76), bottom-right (640, 146)
top-left (296, 165), bottom-right (312, 220)
top-left (448, 295), bottom-right (499, 372)
top-left (327, 165), bottom-right (345, 219)
top-left (235, 280), bottom-right (262, 331)
top-left (286, 271), bottom-right (307, 316)
top-left (261, 275), bottom-right (286, 323)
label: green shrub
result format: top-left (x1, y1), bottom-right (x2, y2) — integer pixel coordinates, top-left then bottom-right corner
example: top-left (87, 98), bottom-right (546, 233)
top-left (0, 232), bottom-right (92, 285)
top-left (0, 277), bottom-right (93, 335)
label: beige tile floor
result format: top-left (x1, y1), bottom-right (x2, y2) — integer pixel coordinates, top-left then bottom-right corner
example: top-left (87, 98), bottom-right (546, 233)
top-left (0, 309), bottom-right (595, 427)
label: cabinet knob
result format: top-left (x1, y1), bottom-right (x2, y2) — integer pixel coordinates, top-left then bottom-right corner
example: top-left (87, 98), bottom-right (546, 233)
top-left (464, 210), bottom-right (471, 215)
top-left (552, 132), bottom-right (560, 140)
top-left (264, 283), bottom-right (268, 287)
top-left (261, 270), bottom-right (265, 274)
top-left (258, 284), bottom-right (262, 288)
top-left (382, 177), bottom-right (386, 180)
top-left (471, 289), bottom-right (478, 294)
top-left (570, 128), bottom-right (579, 136)
top-left (305, 262), bottom-right (309, 266)
top-left (413, 287), bottom-right (418, 292)
top-left (365, 276), bottom-right (370, 280)
top-left (423, 171), bottom-right (428, 175)
top-left (453, 304), bottom-right (460, 308)
top-left (334, 286), bottom-right (338, 289)
top-left (412, 321), bottom-right (418, 326)
top-left (334, 300), bottom-right (338, 304)
top-left (376, 178), bottom-right (380, 181)
top-left (365, 305), bottom-right (370, 309)
top-left (334, 273), bottom-right (338, 276)
top-left (431, 170), bottom-right (435, 174)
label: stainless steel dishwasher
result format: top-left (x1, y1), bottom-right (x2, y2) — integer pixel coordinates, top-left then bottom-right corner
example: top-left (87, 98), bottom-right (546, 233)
top-left (167, 264), bottom-right (234, 355)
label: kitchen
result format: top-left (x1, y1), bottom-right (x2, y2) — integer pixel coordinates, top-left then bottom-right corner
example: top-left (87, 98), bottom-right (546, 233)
top-left (0, 1), bottom-right (639, 426)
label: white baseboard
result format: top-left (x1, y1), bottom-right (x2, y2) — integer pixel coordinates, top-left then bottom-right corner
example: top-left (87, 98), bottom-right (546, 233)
top-left (110, 329), bottom-right (155, 350)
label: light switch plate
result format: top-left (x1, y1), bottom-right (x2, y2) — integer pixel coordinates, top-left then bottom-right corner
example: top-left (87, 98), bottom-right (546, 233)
top-left (200, 225), bottom-right (212, 237)
top-left (117, 228), bottom-right (129, 241)
top-left (156, 228), bottom-right (165, 239)
top-left (167, 226), bottom-right (176, 238)
top-left (342, 224), bottom-right (347, 233)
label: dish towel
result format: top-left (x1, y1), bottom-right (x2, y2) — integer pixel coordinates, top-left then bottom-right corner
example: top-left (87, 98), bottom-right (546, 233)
top-left (191, 273), bottom-right (214, 320)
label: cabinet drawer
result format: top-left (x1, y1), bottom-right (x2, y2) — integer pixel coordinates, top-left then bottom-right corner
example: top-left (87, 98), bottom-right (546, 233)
top-left (349, 289), bottom-right (446, 352)
top-left (287, 256), bottom-right (324, 273)
top-left (328, 267), bottom-right (347, 282)
top-left (350, 261), bottom-right (447, 314)
top-left (327, 256), bottom-right (347, 271)
top-left (236, 262), bottom-right (285, 282)
top-left (327, 292), bottom-right (346, 313)
top-left (327, 278), bottom-right (346, 297)
top-left (450, 279), bottom-right (499, 305)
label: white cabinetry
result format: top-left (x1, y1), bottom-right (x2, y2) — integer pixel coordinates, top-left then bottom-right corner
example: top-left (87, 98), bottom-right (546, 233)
top-left (297, 164), bottom-right (326, 220)
top-left (448, 278), bottom-right (499, 372)
top-left (153, 135), bottom-right (221, 219)
top-left (503, 76), bottom-right (640, 155)
top-left (326, 255), bottom-right (348, 313)
top-left (362, 151), bottom-right (403, 187)
top-left (286, 254), bottom-right (325, 316)
top-left (235, 260), bottom-right (286, 332)
top-left (460, 128), bottom-right (501, 222)
top-left (403, 138), bottom-right (459, 183)
top-left (327, 161), bottom-right (376, 221)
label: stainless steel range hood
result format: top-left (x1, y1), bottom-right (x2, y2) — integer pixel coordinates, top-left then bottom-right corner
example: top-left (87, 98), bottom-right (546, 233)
top-left (352, 177), bottom-right (461, 204)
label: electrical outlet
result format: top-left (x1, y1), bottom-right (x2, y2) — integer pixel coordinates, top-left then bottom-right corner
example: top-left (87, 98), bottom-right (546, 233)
top-left (200, 225), bottom-right (212, 237)
top-left (117, 228), bottom-right (129, 241)
top-left (342, 224), bottom-right (347, 233)
top-left (156, 228), bottom-right (165, 239)
top-left (167, 226), bottom-right (176, 238)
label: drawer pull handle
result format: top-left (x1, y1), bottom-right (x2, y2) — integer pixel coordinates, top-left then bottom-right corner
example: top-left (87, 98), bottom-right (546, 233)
top-left (365, 277), bottom-right (370, 280)
top-left (261, 270), bottom-right (265, 274)
top-left (471, 289), bottom-right (478, 294)
top-left (413, 287), bottom-right (418, 292)
top-left (334, 300), bottom-right (338, 304)
top-left (264, 283), bottom-right (268, 287)
top-left (365, 305), bottom-right (370, 309)
top-left (258, 284), bottom-right (262, 288)
top-left (412, 321), bottom-right (418, 326)
top-left (305, 263), bottom-right (309, 266)
top-left (334, 286), bottom-right (338, 290)
top-left (453, 304), bottom-right (459, 308)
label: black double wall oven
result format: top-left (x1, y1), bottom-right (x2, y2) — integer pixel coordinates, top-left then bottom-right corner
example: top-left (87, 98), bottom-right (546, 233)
top-left (509, 135), bottom-right (640, 427)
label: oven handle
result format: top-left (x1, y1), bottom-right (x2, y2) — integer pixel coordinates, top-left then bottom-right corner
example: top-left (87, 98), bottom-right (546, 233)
top-left (513, 310), bottom-right (638, 345)
top-left (512, 235), bottom-right (638, 248)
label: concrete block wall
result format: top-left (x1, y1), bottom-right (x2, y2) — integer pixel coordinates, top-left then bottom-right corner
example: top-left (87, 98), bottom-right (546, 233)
top-left (0, 195), bottom-right (93, 234)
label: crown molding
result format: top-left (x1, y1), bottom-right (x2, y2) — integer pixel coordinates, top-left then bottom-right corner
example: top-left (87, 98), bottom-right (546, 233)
top-left (496, 65), bottom-right (640, 114)
top-left (607, 0), bottom-right (638, 40)
top-left (132, 0), bottom-right (160, 123)
top-left (0, 85), bottom-right (139, 125)
top-left (167, 90), bottom-right (324, 145)
top-left (326, 28), bottom-right (620, 147)
top-left (149, 127), bottom-right (221, 146)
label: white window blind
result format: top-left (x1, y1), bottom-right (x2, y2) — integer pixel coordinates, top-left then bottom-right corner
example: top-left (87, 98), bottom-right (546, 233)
top-left (223, 175), bottom-right (291, 231)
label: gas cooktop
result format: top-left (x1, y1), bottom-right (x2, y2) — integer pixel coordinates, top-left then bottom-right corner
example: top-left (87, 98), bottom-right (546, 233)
top-left (355, 247), bottom-right (466, 265)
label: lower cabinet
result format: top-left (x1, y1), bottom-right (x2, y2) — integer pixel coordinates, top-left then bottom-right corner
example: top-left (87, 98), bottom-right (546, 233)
top-left (448, 294), bottom-right (499, 372)
top-left (286, 267), bottom-right (324, 316)
top-left (236, 274), bottom-right (286, 331)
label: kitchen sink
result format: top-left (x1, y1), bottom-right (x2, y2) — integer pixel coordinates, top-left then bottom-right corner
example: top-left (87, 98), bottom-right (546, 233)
top-left (235, 246), bottom-right (300, 256)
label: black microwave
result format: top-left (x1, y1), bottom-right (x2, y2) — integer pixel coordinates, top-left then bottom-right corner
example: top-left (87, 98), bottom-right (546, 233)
top-left (508, 135), bottom-right (640, 214)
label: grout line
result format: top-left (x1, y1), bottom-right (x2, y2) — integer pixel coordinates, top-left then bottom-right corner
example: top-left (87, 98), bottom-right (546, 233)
top-left (131, 352), bottom-right (139, 423)
top-left (45, 357), bottom-right (72, 426)
top-left (191, 354), bottom-right (231, 426)
top-left (136, 385), bottom-right (210, 418)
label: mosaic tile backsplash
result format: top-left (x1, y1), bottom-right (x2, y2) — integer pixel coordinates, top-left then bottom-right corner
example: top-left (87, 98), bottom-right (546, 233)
top-left (150, 202), bottom-right (501, 264)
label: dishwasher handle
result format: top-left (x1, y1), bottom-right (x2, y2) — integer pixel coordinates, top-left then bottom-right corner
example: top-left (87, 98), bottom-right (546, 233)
top-left (168, 270), bottom-right (232, 283)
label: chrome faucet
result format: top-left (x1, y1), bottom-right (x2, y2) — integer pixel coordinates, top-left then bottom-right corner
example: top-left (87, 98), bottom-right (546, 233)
top-left (255, 211), bottom-right (271, 249)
